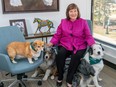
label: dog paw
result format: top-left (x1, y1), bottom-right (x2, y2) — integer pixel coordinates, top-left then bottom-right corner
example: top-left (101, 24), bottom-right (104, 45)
top-left (29, 61), bottom-right (34, 64)
top-left (31, 74), bottom-right (36, 77)
top-left (50, 76), bottom-right (55, 79)
top-left (98, 78), bottom-right (102, 81)
top-left (12, 60), bottom-right (17, 63)
top-left (42, 77), bottom-right (47, 81)
top-left (28, 58), bottom-right (34, 64)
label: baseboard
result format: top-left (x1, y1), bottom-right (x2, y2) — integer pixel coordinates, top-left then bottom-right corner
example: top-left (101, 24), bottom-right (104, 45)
top-left (103, 59), bottom-right (116, 70)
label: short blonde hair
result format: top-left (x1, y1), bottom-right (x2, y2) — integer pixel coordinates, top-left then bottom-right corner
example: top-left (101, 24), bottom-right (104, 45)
top-left (66, 3), bottom-right (81, 20)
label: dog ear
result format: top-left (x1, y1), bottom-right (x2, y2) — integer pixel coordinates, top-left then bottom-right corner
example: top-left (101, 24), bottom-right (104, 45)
top-left (99, 44), bottom-right (104, 51)
top-left (43, 44), bottom-right (47, 53)
top-left (43, 47), bottom-right (46, 51)
top-left (88, 47), bottom-right (93, 55)
top-left (32, 42), bottom-right (37, 47)
top-left (51, 47), bottom-right (58, 54)
top-left (51, 47), bottom-right (55, 53)
top-left (43, 47), bottom-right (46, 56)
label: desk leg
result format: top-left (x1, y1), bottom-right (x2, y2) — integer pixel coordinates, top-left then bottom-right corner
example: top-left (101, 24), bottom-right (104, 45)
top-left (46, 37), bottom-right (48, 43)
top-left (42, 37), bottom-right (43, 41)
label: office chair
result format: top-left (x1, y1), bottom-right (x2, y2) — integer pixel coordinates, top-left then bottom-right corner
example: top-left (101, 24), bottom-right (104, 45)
top-left (0, 26), bottom-right (43, 87)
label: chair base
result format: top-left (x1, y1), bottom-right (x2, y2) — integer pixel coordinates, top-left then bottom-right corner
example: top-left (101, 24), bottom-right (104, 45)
top-left (1, 77), bottom-right (42, 87)
top-left (0, 73), bottom-right (42, 87)
top-left (8, 80), bottom-right (25, 87)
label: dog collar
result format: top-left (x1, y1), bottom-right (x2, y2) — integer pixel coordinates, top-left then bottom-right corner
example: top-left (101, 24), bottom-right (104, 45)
top-left (89, 56), bottom-right (102, 65)
top-left (30, 42), bottom-right (37, 52)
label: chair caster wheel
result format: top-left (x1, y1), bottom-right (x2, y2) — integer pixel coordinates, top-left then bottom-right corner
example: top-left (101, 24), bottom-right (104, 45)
top-left (19, 83), bottom-right (22, 87)
top-left (38, 80), bottom-right (42, 86)
top-left (0, 82), bottom-right (4, 87)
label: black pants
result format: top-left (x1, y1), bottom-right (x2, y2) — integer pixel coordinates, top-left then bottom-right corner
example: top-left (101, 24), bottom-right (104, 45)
top-left (56, 46), bottom-right (86, 84)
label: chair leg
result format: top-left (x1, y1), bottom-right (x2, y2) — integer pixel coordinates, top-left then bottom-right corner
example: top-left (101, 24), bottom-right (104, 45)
top-left (22, 77), bottom-right (42, 86)
top-left (22, 77), bottom-right (41, 81)
top-left (8, 80), bottom-right (27, 87)
top-left (8, 80), bottom-right (19, 87)
top-left (19, 80), bottom-right (26, 87)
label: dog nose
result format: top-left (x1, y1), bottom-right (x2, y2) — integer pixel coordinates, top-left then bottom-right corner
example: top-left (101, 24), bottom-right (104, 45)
top-left (45, 56), bottom-right (48, 59)
top-left (98, 51), bottom-right (100, 55)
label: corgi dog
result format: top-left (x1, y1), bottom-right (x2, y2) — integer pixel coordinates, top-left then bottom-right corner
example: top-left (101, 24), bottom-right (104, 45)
top-left (7, 40), bottom-right (44, 64)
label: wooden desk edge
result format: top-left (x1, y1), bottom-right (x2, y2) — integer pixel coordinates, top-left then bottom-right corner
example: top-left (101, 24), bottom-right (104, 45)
top-left (25, 34), bottom-right (54, 39)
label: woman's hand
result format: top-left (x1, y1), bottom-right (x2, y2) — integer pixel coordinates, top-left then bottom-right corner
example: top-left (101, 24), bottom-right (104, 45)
top-left (46, 42), bottom-right (53, 47)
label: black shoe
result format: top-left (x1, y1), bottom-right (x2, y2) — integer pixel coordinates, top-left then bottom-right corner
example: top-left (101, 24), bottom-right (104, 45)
top-left (56, 81), bottom-right (62, 87)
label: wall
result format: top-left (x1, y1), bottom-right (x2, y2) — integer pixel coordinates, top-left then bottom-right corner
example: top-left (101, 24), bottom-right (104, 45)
top-left (0, 0), bottom-right (91, 34)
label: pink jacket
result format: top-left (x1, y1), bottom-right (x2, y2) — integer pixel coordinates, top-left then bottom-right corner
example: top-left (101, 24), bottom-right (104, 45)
top-left (50, 18), bottom-right (95, 54)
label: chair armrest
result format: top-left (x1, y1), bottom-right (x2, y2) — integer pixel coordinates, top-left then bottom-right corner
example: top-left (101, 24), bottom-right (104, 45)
top-left (0, 53), bottom-right (13, 72)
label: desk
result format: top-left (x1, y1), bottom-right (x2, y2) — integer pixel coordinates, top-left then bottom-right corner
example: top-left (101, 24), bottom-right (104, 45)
top-left (25, 34), bottom-right (54, 43)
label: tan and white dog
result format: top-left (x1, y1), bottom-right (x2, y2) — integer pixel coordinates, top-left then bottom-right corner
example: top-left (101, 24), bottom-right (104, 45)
top-left (7, 40), bottom-right (44, 64)
top-left (80, 44), bottom-right (104, 87)
top-left (31, 47), bottom-right (57, 81)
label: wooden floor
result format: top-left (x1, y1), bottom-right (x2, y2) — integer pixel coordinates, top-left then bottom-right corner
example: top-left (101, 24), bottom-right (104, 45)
top-left (0, 65), bottom-right (116, 87)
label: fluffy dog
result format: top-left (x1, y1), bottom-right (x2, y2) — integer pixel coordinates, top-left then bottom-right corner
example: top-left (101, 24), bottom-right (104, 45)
top-left (73, 58), bottom-right (95, 87)
top-left (31, 47), bottom-right (57, 81)
top-left (78, 44), bottom-right (104, 87)
top-left (7, 40), bottom-right (44, 64)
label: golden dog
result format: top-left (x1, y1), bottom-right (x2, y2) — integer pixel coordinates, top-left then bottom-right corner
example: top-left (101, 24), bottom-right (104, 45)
top-left (7, 40), bottom-right (44, 64)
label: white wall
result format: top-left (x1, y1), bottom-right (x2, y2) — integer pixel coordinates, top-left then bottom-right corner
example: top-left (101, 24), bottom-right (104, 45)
top-left (0, 0), bottom-right (91, 34)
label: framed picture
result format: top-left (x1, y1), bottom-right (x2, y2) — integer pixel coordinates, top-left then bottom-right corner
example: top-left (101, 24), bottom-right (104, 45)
top-left (2, 0), bottom-right (59, 13)
top-left (9, 19), bottom-right (28, 36)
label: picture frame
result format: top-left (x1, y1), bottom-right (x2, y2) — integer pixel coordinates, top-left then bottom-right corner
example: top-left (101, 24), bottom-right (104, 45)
top-left (9, 19), bottom-right (28, 36)
top-left (2, 0), bottom-right (59, 13)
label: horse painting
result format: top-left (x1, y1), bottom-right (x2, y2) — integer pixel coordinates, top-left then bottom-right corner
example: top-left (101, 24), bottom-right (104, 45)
top-left (33, 18), bottom-right (54, 35)
top-left (9, 0), bottom-right (53, 7)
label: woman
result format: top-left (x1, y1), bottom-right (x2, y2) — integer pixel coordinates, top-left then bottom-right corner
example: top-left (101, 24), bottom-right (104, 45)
top-left (47, 3), bottom-right (95, 87)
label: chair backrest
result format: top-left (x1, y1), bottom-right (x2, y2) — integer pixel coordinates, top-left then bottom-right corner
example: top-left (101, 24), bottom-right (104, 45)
top-left (0, 26), bottom-right (25, 54)
top-left (87, 20), bottom-right (93, 34)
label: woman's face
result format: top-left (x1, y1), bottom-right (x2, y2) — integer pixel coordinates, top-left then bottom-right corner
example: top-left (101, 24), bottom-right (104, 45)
top-left (69, 9), bottom-right (78, 21)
